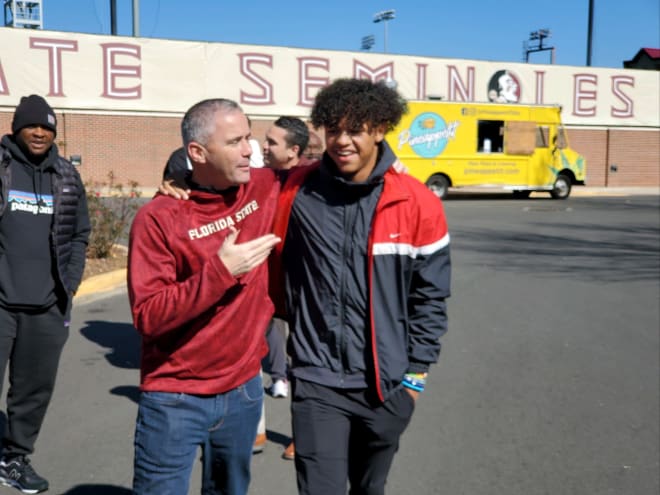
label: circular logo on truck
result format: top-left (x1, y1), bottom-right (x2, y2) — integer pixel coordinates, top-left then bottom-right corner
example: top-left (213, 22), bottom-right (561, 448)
top-left (405, 112), bottom-right (451, 158)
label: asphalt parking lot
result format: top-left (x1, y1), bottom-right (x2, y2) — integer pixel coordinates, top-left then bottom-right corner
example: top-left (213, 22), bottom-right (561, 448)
top-left (2, 191), bottom-right (658, 495)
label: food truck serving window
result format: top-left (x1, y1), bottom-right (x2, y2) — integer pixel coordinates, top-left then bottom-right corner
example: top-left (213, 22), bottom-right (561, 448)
top-left (477, 120), bottom-right (503, 153)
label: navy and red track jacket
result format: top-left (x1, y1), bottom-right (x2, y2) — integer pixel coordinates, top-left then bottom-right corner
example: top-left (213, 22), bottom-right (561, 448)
top-left (270, 144), bottom-right (451, 402)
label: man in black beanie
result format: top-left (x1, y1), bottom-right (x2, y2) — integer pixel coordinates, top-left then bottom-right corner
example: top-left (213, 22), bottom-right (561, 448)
top-left (0, 94), bottom-right (90, 493)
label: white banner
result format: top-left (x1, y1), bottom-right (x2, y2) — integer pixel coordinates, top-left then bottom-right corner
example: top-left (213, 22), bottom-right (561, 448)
top-left (1, 27), bottom-right (658, 127)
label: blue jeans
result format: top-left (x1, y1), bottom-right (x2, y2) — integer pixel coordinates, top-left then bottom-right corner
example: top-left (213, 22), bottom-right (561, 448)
top-left (132, 373), bottom-right (263, 495)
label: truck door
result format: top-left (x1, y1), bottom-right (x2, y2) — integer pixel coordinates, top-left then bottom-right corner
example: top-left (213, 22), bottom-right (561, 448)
top-left (533, 125), bottom-right (555, 186)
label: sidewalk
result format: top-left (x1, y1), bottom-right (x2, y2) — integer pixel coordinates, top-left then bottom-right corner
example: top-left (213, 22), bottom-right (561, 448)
top-left (75, 268), bottom-right (127, 302)
top-left (449, 186), bottom-right (660, 197)
top-left (572, 186), bottom-right (660, 196)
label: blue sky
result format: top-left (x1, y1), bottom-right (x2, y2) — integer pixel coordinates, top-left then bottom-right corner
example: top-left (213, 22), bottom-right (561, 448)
top-left (38, 0), bottom-right (659, 69)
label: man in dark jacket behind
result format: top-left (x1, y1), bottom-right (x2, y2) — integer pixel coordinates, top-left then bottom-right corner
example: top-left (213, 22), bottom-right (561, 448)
top-left (0, 94), bottom-right (90, 494)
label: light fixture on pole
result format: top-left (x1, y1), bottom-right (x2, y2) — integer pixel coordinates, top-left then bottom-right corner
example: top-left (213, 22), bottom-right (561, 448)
top-left (373, 9), bottom-right (395, 53)
top-left (361, 35), bottom-right (375, 51)
top-left (523, 28), bottom-right (555, 64)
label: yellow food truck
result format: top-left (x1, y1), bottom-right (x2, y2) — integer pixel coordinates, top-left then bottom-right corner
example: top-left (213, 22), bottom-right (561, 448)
top-left (386, 101), bottom-right (586, 199)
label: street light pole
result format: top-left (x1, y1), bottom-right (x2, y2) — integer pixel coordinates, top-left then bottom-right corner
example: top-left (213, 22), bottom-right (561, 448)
top-left (373, 10), bottom-right (395, 53)
top-left (586, 0), bottom-right (594, 66)
top-left (132, 0), bottom-right (140, 37)
top-left (110, 0), bottom-right (117, 35)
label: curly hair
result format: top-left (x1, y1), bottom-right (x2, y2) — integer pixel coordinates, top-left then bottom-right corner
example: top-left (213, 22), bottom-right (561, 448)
top-left (310, 78), bottom-right (407, 134)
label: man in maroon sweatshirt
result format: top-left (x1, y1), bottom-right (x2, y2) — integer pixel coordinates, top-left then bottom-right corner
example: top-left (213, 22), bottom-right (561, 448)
top-left (128, 98), bottom-right (280, 495)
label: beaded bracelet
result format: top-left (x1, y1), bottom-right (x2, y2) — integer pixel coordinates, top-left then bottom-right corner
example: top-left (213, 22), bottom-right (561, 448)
top-left (402, 372), bottom-right (427, 392)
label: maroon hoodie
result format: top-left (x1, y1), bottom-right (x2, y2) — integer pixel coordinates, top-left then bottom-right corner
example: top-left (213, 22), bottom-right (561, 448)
top-left (128, 167), bottom-right (280, 394)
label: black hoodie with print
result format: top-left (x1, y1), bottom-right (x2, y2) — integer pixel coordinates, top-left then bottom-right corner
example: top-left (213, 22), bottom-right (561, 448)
top-left (0, 135), bottom-right (78, 309)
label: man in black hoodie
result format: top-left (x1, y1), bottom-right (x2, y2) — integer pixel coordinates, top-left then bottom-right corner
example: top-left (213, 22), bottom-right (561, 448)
top-left (0, 95), bottom-right (90, 494)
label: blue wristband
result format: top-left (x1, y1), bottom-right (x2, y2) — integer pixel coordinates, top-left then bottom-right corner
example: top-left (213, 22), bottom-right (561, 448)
top-left (402, 373), bottom-right (426, 392)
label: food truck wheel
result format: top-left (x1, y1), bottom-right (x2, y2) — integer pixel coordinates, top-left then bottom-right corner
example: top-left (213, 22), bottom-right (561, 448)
top-left (426, 174), bottom-right (450, 199)
top-left (550, 174), bottom-right (572, 200)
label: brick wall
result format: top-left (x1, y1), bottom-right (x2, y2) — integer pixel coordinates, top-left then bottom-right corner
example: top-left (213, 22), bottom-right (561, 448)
top-left (569, 127), bottom-right (660, 187)
top-left (2, 110), bottom-right (658, 189)
top-left (607, 129), bottom-right (660, 186)
top-left (567, 129), bottom-right (608, 186)
top-left (1, 111), bottom-right (278, 189)
top-left (1, 110), bottom-right (184, 186)
top-left (59, 113), bottom-right (181, 187)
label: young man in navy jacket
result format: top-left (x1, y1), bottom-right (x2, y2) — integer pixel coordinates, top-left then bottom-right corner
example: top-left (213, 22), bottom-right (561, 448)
top-left (270, 78), bottom-right (451, 494)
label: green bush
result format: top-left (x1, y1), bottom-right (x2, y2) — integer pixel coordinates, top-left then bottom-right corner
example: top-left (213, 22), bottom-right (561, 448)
top-left (85, 172), bottom-right (141, 259)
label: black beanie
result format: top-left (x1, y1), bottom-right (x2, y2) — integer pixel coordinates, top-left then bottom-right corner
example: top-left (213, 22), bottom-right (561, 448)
top-left (11, 94), bottom-right (57, 136)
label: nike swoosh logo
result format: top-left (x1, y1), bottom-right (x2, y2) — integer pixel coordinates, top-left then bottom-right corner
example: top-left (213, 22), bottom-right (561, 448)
top-left (389, 233), bottom-right (401, 239)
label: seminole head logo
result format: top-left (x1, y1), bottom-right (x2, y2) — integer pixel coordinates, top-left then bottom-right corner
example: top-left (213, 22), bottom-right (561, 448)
top-left (397, 112), bottom-right (459, 158)
top-left (487, 70), bottom-right (521, 103)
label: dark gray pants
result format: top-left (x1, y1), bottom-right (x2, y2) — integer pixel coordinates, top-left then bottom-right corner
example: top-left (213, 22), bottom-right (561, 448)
top-left (0, 304), bottom-right (68, 457)
top-left (265, 318), bottom-right (288, 382)
top-left (291, 379), bottom-right (415, 495)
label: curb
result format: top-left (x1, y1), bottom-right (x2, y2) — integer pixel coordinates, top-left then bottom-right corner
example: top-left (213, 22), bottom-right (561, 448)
top-left (448, 187), bottom-right (659, 197)
top-left (75, 268), bottom-right (127, 302)
top-left (571, 187), bottom-right (659, 197)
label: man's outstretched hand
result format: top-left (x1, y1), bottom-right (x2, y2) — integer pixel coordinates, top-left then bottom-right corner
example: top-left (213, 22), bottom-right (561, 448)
top-left (218, 227), bottom-right (281, 277)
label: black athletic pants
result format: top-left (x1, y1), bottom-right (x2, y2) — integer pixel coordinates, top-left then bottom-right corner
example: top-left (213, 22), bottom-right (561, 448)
top-left (0, 303), bottom-right (69, 458)
top-left (291, 378), bottom-right (416, 495)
